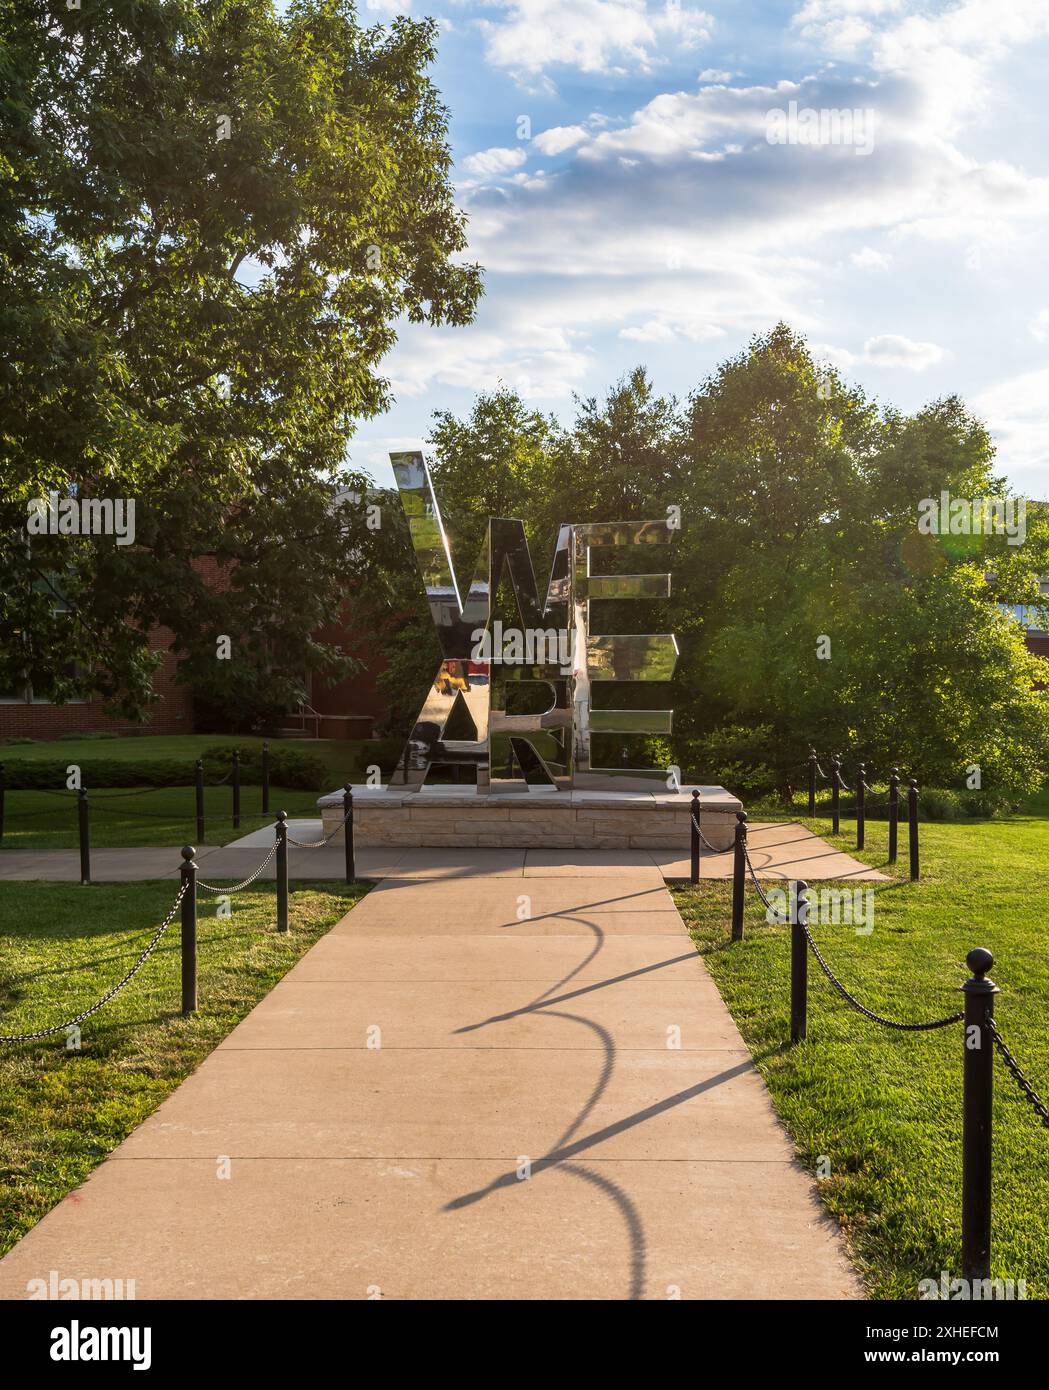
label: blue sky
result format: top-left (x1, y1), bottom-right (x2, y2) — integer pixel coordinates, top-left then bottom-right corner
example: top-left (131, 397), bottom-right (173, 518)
top-left (347, 0), bottom-right (1049, 496)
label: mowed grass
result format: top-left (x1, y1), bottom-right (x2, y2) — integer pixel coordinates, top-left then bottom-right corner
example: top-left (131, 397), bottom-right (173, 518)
top-left (0, 785), bottom-right (324, 850)
top-left (0, 734), bottom-right (388, 849)
top-left (0, 732), bottom-right (518, 852)
top-left (671, 806), bottom-right (1049, 1299)
top-left (0, 878), bottom-right (367, 1256)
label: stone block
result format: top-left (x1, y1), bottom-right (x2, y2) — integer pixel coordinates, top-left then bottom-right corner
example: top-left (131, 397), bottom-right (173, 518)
top-left (318, 784), bottom-right (742, 850)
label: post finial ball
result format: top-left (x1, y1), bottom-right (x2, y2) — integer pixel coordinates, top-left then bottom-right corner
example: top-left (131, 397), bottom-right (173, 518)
top-left (181, 845), bottom-right (195, 861)
top-left (967, 947), bottom-right (994, 978)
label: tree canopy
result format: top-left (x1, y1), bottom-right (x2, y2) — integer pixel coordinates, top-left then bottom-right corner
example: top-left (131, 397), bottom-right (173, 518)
top-left (0, 0), bottom-right (481, 723)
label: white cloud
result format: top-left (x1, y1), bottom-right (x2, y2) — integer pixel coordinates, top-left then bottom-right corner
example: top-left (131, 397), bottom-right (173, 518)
top-left (533, 124), bottom-right (590, 156)
top-left (850, 246), bottom-right (893, 270)
top-left (863, 333), bottom-right (945, 370)
top-left (971, 368), bottom-right (1049, 490)
top-left (810, 342), bottom-right (858, 372)
top-left (1029, 309), bottom-right (1049, 344)
top-left (384, 305), bottom-right (593, 402)
top-left (811, 334), bottom-right (946, 372)
top-left (459, 65), bottom-right (1049, 293)
top-left (619, 317), bottom-right (725, 343)
top-left (793, 0), bottom-right (1049, 137)
top-left (461, 146), bottom-right (528, 178)
top-left (478, 0), bottom-right (714, 79)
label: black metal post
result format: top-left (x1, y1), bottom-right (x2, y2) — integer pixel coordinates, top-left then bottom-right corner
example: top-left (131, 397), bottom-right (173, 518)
top-left (831, 756), bottom-right (841, 835)
top-left (180, 846), bottom-right (197, 1016)
top-left (0, 761), bottom-right (5, 844)
top-left (195, 758), bottom-right (205, 845)
top-left (888, 767), bottom-right (900, 864)
top-left (790, 880), bottom-right (809, 1044)
top-left (232, 748), bottom-right (241, 830)
top-left (731, 810), bottom-right (747, 942)
top-left (261, 741), bottom-right (270, 815)
top-left (856, 762), bottom-right (866, 851)
top-left (908, 779), bottom-right (920, 881)
top-left (961, 948), bottom-right (998, 1283)
top-left (343, 784), bottom-right (355, 884)
top-left (276, 811), bottom-right (289, 933)
top-left (807, 749), bottom-right (816, 817)
top-left (690, 789), bottom-right (700, 886)
top-left (77, 787), bottom-right (91, 885)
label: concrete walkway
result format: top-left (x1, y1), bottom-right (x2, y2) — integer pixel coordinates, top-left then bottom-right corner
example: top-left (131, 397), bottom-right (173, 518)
top-left (0, 864), bottom-right (860, 1300)
top-left (0, 821), bottom-right (887, 883)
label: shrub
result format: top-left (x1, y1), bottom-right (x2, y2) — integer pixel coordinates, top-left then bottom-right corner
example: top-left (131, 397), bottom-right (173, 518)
top-left (3, 758), bottom-right (196, 790)
top-left (675, 723), bottom-right (779, 799)
top-left (915, 788), bottom-right (963, 821)
top-left (200, 745), bottom-right (328, 791)
top-left (55, 731), bottom-right (121, 741)
top-left (863, 786), bottom-right (1011, 822)
top-left (958, 788), bottom-right (1015, 818)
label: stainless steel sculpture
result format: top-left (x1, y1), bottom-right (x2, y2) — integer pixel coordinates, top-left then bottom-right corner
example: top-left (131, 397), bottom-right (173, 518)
top-left (389, 451), bottom-right (677, 791)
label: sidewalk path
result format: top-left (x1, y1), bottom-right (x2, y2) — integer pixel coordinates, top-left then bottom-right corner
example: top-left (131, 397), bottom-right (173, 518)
top-left (0, 864), bottom-right (860, 1300)
top-left (0, 821), bottom-right (887, 883)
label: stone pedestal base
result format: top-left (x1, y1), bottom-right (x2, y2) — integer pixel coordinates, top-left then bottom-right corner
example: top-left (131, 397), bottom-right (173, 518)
top-left (317, 785), bottom-right (742, 851)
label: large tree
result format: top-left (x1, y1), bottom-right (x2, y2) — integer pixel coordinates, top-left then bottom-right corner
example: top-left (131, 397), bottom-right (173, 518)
top-left (680, 327), bottom-right (1049, 800)
top-left (0, 0), bottom-right (481, 724)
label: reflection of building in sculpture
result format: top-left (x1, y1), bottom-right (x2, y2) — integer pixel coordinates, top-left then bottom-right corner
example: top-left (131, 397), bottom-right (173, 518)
top-left (388, 450), bottom-right (678, 793)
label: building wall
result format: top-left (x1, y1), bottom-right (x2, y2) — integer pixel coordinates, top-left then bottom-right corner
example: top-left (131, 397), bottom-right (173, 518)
top-left (307, 601), bottom-right (400, 738)
top-left (0, 627), bottom-right (194, 741)
top-left (1026, 632), bottom-right (1049, 690)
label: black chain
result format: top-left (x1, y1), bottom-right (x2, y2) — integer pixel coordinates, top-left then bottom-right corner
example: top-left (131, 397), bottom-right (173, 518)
top-left (829, 796), bottom-right (895, 816)
top-left (198, 843), bottom-right (278, 893)
top-left (87, 784), bottom-right (193, 799)
top-left (0, 881), bottom-right (188, 1044)
top-left (803, 923), bottom-right (964, 1032)
top-left (742, 842), bottom-right (777, 913)
top-left (689, 806), bottom-right (721, 855)
top-left (987, 1019), bottom-right (1049, 1130)
top-left (286, 809), bottom-right (351, 849)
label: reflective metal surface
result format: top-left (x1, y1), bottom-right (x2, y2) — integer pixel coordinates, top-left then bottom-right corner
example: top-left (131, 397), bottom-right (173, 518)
top-left (389, 450), bottom-right (678, 792)
top-left (568, 522), bottom-right (677, 789)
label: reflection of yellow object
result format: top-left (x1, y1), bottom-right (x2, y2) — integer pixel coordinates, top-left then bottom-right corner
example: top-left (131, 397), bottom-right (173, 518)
top-left (436, 662), bottom-right (469, 696)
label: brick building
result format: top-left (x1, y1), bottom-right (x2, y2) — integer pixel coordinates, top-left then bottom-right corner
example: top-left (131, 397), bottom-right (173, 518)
top-left (0, 597), bottom-right (385, 743)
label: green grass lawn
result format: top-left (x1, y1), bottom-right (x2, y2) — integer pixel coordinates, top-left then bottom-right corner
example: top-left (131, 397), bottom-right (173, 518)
top-left (0, 733), bottom-right (372, 779)
top-left (0, 785), bottom-right (324, 850)
top-left (671, 806), bottom-right (1049, 1299)
top-left (0, 732), bottom-right (397, 849)
top-left (0, 878), bottom-right (367, 1256)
